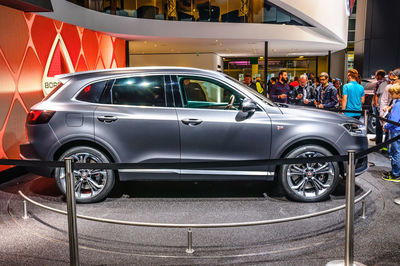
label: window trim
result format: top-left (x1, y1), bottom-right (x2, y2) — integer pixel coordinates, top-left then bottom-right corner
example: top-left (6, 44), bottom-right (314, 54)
top-left (164, 75), bottom-right (175, 108)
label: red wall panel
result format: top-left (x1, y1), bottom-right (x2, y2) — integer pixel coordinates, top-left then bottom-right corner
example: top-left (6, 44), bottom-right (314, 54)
top-left (0, 5), bottom-right (126, 170)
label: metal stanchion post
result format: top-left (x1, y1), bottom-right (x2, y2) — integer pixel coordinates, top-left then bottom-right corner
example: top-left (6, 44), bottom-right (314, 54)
top-left (186, 228), bottom-right (194, 254)
top-left (364, 110), bottom-right (368, 129)
top-left (23, 200), bottom-right (29, 219)
top-left (326, 151), bottom-right (365, 266)
top-left (345, 150), bottom-right (355, 266)
top-left (361, 200), bottom-right (367, 219)
top-left (65, 158), bottom-right (80, 266)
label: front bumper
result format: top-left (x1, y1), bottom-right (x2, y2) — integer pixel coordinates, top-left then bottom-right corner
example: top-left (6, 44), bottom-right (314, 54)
top-left (355, 156), bottom-right (368, 175)
top-left (20, 143), bottom-right (53, 177)
top-left (335, 132), bottom-right (369, 176)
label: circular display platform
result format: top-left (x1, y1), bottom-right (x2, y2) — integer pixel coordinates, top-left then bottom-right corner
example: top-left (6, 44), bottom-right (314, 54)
top-left (4, 174), bottom-right (381, 261)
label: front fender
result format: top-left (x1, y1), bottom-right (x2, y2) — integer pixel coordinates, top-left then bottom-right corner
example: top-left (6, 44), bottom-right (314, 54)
top-left (272, 135), bottom-right (342, 159)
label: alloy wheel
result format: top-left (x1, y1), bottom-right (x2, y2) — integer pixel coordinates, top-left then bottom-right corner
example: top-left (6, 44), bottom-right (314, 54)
top-left (58, 152), bottom-right (108, 200)
top-left (286, 151), bottom-right (335, 199)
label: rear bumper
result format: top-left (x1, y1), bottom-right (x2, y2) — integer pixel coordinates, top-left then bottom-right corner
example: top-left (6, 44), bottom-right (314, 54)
top-left (20, 143), bottom-right (53, 177)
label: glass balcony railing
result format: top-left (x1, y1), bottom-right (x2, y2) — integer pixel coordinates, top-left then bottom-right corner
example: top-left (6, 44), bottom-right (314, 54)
top-left (68, 0), bottom-right (310, 26)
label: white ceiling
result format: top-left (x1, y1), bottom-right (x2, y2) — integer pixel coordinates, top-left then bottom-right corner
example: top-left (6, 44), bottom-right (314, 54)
top-left (129, 37), bottom-right (336, 57)
top-left (44, 0), bottom-right (348, 58)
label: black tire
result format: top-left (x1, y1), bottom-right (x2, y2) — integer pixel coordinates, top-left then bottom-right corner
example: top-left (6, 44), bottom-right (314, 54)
top-left (279, 145), bottom-right (339, 202)
top-left (367, 114), bottom-right (376, 134)
top-left (55, 146), bottom-right (115, 203)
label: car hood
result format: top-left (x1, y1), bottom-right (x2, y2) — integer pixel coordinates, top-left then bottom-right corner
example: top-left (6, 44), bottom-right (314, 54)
top-left (278, 104), bottom-right (362, 124)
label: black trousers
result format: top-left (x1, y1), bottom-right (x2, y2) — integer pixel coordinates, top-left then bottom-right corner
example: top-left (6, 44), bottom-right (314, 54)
top-left (376, 120), bottom-right (383, 144)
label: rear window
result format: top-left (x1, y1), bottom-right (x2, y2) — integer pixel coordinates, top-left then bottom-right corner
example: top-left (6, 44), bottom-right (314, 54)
top-left (42, 82), bottom-right (64, 101)
top-left (76, 81), bottom-right (107, 103)
top-left (111, 76), bottom-right (166, 107)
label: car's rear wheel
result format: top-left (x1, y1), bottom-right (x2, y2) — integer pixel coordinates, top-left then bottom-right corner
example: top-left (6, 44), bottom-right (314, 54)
top-left (279, 145), bottom-right (339, 202)
top-left (55, 146), bottom-right (115, 203)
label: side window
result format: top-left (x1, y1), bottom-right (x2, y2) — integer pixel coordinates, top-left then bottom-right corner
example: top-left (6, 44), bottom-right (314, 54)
top-left (178, 76), bottom-right (245, 110)
top-left (111, 76), bottom-right (166, 107)
top-left (76, 80), bottom-right (107, 103)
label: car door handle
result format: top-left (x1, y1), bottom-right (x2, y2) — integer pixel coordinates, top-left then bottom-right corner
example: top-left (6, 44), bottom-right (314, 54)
top-left (97, 116), bottom-right (118, 123)
top-left (181, 118), bottom-right (203, 126)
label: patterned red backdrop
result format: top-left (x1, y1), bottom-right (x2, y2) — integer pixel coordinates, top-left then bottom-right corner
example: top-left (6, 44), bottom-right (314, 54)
top-left (0, 5), bottom-right (126, 170)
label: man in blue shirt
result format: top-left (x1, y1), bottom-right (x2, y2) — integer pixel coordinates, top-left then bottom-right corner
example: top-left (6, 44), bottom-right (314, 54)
top-left (342, 69), bottom-right (365, 118)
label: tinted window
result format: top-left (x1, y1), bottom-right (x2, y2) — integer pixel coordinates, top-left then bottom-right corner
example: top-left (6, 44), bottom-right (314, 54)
top-left (178, 76), bottom-right (245, 110)
top-left (76, 81), bottom-right (107, 103)
top-left (111, 76), bottom-right (166, 107)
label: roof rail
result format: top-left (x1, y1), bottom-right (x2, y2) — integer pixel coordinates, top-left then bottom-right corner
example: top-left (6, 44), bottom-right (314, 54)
top-left (55, 66), bottom-right (216, 81)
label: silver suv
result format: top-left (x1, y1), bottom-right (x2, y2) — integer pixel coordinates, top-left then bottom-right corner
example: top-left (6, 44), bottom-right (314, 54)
top-left (20, 67), bottom-right (368, 203)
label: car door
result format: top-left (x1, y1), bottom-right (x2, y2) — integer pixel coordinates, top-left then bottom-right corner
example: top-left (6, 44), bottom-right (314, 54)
top-left (94, 75), bottom-right (180, 181)
top-left (172, 75), bottom-right (272, 180)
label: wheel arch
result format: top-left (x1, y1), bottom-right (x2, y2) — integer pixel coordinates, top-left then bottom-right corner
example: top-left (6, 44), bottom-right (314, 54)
top-left (274, 139), bottom-right (344, 181)
top-left (53, 140), bottom-right (116, 162)
top-left (52, 140), bottom-right (120, 181)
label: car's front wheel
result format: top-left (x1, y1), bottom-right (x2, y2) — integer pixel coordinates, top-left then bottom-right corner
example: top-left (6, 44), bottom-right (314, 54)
top-left (279, 145), bottom-right (339, 202)
top-left (55, 146), bottom-right (115, 203)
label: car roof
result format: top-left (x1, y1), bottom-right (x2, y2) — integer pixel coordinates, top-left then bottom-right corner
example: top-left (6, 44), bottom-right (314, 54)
top-left (55, 66), bottom-right (223, 82)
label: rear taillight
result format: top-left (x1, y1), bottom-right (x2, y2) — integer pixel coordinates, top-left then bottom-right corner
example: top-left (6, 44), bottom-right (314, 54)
top-left (26, 110), bottom-right (55, 124)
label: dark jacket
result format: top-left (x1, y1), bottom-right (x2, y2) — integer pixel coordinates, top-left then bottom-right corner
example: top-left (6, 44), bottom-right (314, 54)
top-left (288, 84), bottom-right (316, 105)
top-left (316, 83), bottom-right (338, 108)
top-left (248, 82), bottom-right (257, 92)
top-left (269, 82), bottom-right (290, 103)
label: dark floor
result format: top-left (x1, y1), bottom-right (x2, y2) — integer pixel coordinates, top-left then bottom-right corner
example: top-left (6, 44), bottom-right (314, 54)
top-left (0, 151), bottom-right (399, 265)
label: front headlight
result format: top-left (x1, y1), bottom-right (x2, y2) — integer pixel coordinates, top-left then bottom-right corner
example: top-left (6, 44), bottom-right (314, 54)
top-left (342, 123), bottom-right (367, 136)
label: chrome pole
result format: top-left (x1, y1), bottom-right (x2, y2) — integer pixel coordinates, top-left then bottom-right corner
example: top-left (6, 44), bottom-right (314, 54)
top-left (23, 200), bottom-right (28, 219)
top-left (364, 109), bottom-right (368, 129)
top-left (186, 228), bottom-right (194, 254)
top-left (65, 157), bottom-right (80, 266)
top-left (345, 150), bottom-right (355, 266)
top-left (361, 200), bottom-right (367, 219)
top-left (326, 152), bottom-right (366, 265)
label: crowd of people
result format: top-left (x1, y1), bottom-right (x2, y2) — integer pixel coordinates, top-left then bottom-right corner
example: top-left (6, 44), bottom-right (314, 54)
top-left (243, 68), bottom-right (400, 182)
top-left (246, 69), bottom-right (364, 114)
top-left (369, 68), bottom-right (400, 182)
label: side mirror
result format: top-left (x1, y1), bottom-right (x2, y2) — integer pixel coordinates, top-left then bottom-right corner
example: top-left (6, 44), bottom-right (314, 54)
top-left (241, 98), bottom-right (257, 114)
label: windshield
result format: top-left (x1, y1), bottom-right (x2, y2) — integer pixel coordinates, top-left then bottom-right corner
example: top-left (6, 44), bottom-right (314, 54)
top-left (223, 74), bottom-right (277, 107)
